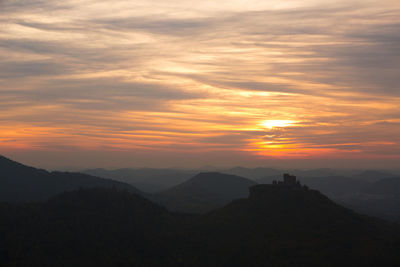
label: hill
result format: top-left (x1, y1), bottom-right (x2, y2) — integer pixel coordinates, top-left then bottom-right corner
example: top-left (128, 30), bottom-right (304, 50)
top-left (1, 186), bottom-right (400, 266)
top-left (223, 167), bottom-right (281, 180)
top-left (188, 184), bottom-right (400, 266)
top-left (366, 177), bottom-right (400, 195)
top-left (153, 172), bottom-right (257, 213)
top-left (82, 168), bottom-right (194, 192)
top-left (341, 177), bottom-right (400, 223)
top-left (301, 176), bottom-right (369, 198)
top-left (0, 188), bottom-right (181, 266)
top-left (0, 155), bottom-right (142, 202)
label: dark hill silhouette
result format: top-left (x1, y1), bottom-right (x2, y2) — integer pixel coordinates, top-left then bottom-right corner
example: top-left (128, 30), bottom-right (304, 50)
top-left (0, 155), bottom-right (142, 202)
top-left (1, 186), bottom-right (400, 266)
top-left (154, 172), bottom-right (257, 213)
top-left (189, 184), bottom-right (400, 266)
top-left (0, 188), bottom-right (181, 266)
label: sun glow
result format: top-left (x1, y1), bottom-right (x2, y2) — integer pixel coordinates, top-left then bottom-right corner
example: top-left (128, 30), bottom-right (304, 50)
top-left (261, 120), bottom-right (296, 129)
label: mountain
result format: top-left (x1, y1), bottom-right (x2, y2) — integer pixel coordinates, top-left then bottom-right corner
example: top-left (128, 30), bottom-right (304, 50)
top-left (223, 167), bottom-right (281, 180)
top-left (0, 188), bottom-right (181, 266)
top-left (365, 177), bottom-right (400, 195)
top-left (82, 168), bottom-right (195, 193)
top-left (188, 184), bottom-right (400, 266)
top-left (343, 194), bottom-right (400, 223)
top-left (256, 174), bottom-right (400, 223)
top-left (0, 155), bottom-right (142, 202)
top-left (1, 185), bottom-right (400, 266)
top-left (301, 176), bottom-right (369, 198)
top-left (81, 167), bottom-right (395, 194)
top-left (294, 168), bottom-right (341, 177)
top-left (154, 172), bottom-right (257, 213)
top-left (341, 177), bottom-right (400, 222)
top-left (353, 170), bottom-right (395, 183)
top-left (310, 176), bottom-right (400, 223)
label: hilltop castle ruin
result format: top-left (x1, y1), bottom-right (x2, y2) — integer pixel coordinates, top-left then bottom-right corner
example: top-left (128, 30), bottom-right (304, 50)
top-left (272, 173), bottom-right (301, 186)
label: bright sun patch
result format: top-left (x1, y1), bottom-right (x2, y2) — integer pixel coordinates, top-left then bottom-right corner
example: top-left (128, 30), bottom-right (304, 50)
top-left (261, 120), bottom-right (296, 129)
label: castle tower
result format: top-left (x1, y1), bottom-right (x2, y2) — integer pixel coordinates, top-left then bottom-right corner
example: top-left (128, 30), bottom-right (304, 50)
top-left (283, 173), bottom-right (296, 185)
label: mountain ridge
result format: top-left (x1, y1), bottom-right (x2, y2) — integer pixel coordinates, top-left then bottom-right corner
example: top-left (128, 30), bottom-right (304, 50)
top-left (0, 155), bottom-right (143, 202)
top-left (153, 172), bottom-right (257, 213)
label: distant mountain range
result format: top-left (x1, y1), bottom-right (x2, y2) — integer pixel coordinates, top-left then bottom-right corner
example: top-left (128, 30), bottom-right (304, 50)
top-left (82, 167), bottom-right (195, 193)
top-left (342, 177), bottom-right (400, 222)
top-left (366, 177), bottom-right (400, 195)
top-left (82, 166), bottom-right (397, 193)
top-left (1, 154), bottom-right (400, 222)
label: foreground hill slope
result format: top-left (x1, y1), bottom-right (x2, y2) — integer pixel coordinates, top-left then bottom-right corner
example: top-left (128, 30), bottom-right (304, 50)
top-left (0, 188), bottom-right (181, 266)
top-left (154, 172), bottom-right (257, 213)
top-left (1, 186), bottom-right (400, 266)
top-left (188, 184), bottom-right (400, 266)
top-left (0, 155), bottom-right (142, 202)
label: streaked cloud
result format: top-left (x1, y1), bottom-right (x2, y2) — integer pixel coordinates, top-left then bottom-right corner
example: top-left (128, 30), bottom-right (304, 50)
top-left (1, 0), bottom-right (399, 168)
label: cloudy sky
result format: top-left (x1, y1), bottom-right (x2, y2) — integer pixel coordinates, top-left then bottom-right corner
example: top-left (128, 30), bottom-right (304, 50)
top-left (1, 0), bottom-right (399, 169)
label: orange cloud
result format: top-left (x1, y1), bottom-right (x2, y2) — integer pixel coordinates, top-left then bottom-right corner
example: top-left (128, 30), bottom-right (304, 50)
top-left (1, 0), bottom-right (400, 168)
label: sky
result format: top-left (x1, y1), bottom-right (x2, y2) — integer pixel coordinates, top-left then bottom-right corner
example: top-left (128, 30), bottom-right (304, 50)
top-left (1, 0), bottom-right (400, 169)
